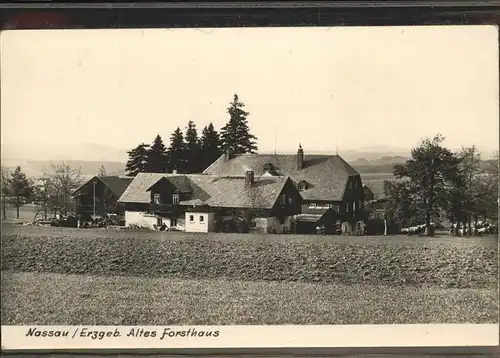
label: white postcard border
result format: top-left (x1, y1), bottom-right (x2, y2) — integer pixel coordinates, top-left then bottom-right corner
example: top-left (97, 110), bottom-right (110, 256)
top-left (1, 324), bottom-right (498, 350)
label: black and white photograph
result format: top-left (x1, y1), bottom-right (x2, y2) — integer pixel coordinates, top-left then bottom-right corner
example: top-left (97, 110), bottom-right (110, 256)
top-left (0, 24), bottom-right (498, 347)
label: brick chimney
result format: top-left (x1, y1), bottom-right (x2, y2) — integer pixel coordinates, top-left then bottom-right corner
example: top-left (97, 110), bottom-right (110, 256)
top-left (297, 144), bottom-right (304, 170)
top-left (245, 170), bottom-right (254, 187)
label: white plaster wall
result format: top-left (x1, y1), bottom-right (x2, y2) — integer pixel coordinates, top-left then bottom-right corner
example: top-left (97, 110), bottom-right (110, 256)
top-left (255, 216), bottom-right (293, 234)
top-left (125, 211), bottom-right (158, 230)
top-left (342, 221), bottom-right (353, 235)
top-left (185, 212), bottom-right (214, 233)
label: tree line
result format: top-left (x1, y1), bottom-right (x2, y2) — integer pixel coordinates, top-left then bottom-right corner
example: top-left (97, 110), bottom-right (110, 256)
top-left (382, 134), bottom-right (498, 237)
top-left (125, 94), bottom-right (258, 176)
top-left (1, 162), bottom-right (83, 220)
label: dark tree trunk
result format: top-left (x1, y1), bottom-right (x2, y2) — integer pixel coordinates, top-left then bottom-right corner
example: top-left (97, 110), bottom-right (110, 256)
top-left (425, 213), bottom-right (434, 237)
top-left (16, 204), bottom-right (20, 219)
top-left (467, 216), bottom-right (472, 236)
top-left (462, 220), bottom-right (467, 237)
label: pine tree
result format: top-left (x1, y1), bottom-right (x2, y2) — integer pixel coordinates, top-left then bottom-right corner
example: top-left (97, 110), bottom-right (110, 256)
top-left (220, 94), bottom-right (258, 154)
top-left (6, 166), bottom-right (34, 219)
top-left (166, 127), bottom-right (187, 173)
top-left (184, 121), bottom-right (202, 173)
top-left (125, 143), bottom-right (150, 176)
top-left (147, 134), bottom-right (168, 173)
top-left (200, 122), bottom-right (222, 171)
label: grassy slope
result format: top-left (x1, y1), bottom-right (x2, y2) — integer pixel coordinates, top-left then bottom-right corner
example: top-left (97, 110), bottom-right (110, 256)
top-left (2, 271), bottom-right (497, 325)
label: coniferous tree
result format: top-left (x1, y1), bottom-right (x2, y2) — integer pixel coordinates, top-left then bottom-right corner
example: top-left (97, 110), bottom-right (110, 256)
top-left (166, 127), bottom-right (187, 173)
top-left (147, 134), bottom-right (168, 173)
top-left (125, 143), bottom-right (150, 176)
top-left (220, 94), bottom-right (258, 154)
top-left (6, 166), bottom-right (34, 219)
top-left (184, 121), bottom-right (202, 173)
top-left (200, 122), bottom-right (222, 171)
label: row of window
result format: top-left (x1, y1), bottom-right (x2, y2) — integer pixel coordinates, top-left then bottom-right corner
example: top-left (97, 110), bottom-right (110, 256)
top-left (308, 203), bottom-right (339, 211)
top-left (308, 201), bottom-right (363, 213)
top-left (347, 181), bottom-right (359, 190)
top-left (189, 214), bottom-right (205, 224)
top-left (154, 193), bottom-right (293, 206)
top-left (280, 194), bottom-right (293, 205)
top-left (153, 193), bottom-right (179, 205)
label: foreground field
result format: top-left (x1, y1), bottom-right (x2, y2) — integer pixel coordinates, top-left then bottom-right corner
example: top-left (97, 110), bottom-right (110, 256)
top-left (2, 271), bottom-right (497, 325)
top-left (2, 226), bottom-right (497, 288)
top-left (2, 225), bottom-right (497, 247)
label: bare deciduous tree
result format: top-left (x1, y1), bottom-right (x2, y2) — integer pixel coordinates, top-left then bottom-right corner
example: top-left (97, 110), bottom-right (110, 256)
top-left (97, 165), bottom-right (108, 177)
top-left (43, 162), bottom-right (82, 217)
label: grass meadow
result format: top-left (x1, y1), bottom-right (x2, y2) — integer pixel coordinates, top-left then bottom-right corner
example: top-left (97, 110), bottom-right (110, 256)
top-left (1, 225), bottom-right (498, 325)
top-left (2, 271), bottom-right (497, 325)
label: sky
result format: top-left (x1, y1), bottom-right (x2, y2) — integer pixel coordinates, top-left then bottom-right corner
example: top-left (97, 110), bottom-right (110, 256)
top-left (1, 25), bottom-right (498, 161)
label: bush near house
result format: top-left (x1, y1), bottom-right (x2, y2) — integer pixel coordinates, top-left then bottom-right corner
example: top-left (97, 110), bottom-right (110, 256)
top-left (2, 230), bottom-right (496, 289)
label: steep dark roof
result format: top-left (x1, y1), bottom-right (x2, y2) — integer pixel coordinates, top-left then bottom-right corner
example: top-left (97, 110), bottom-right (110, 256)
top-left (203, 153), bottom-right (359, 201)
top-left (146, 176), bottom-right (193, 193)
top-left (72, 175), bottom-right (133, 197)
top-left (98, 176), bottom-right (134, 197)
top-left (118, 173), bottom-right (293, 210)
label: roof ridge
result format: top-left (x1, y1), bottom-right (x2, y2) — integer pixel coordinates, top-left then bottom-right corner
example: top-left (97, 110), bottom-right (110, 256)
top-left (202, 153), bottom-right (226, 174)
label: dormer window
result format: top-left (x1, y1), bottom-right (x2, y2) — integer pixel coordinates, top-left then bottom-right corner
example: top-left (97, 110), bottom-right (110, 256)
top-left (298, 180), bottom-right (307, 191)
top-left (263, 162), bottom-right (280, 176)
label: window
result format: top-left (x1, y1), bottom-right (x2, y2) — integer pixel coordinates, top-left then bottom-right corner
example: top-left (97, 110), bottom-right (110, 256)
top-left (333, 204), bottom-right (339, 212)
top-left (298, 181), bottom-right (307, 191)
top-left (345, 202), bottom-right (349, 211)
top-left (172, 194), bottom-right (179, 205)
top-left (189, 215), bottom-right (194, 223)
top-left (353, 202), bottom-right (356, 211)
top-left (288, 197), bottom-right (293, 204)
top-left (348, 182), bottom-right (352, 189)
top-left (153, 193), bottom-right (161, 204)
top-left (199, 215), bottom-right (205, 223)
top-left (309, 203), bottom-right (317, 209)
top-left (327, 204), bottom-right (333, 208)
top-left (281, 194), bottom-right (286, 205)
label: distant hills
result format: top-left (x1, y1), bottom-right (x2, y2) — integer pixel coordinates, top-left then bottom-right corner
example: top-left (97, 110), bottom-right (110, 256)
top-left (1, 142), bottom-right (496, 179)
top-left (0, 158), bottom-right (126, 180)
